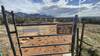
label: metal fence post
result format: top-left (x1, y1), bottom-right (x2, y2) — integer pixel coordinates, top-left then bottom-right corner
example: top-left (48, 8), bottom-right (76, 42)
top-left (1, 5), bottom-right (17, 56)
top-left (11, 11), bottom-right (23, 56)
top-left (79, 23), bottom-right (85, 56)
top-left (76, 28), bottom-right (79, 56)
top-left (71, 15), bottom-right (78, 56)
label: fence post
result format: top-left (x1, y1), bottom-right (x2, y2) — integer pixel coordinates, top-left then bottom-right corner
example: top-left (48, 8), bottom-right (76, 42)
top-left (79, 23), bottom-right (85, 56)
top-left (71, 15), bottom-right (78, 56)
top-left (11, 11), bottom-right (23, 56)
top-left (76, 28), bottom-right (79, 56)
top-left (1, 5), bottom-right (17, 56)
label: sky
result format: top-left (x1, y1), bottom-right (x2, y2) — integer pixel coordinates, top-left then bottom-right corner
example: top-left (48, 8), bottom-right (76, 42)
top-left (0, 0), bottom-right (100, 17)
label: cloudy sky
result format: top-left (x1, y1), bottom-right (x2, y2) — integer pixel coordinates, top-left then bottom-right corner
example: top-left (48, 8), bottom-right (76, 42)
top-left (0, 0), bottom-right (100, 17)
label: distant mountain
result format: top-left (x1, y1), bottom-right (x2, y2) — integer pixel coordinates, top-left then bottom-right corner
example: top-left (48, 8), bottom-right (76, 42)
top-left (15, 12), bottom-right (54, 18)
top-left (0, 11), bottom-right (54, 18)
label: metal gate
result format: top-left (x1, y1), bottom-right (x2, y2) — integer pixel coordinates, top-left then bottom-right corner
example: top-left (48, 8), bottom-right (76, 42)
top-left (1, 5), bottom-right (85, 56)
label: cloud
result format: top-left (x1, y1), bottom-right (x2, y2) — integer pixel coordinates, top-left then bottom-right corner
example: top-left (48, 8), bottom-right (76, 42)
top-left (39, 5), bottom-right (79, 16)
top-left (0, 0), bottom-right (79, 14)
top-left (79, 3), bottom-right (93, 8)
top-left (78, 2), bottom-right (100, 17)
top-left (0, 0), bottom-right (100, 17)
top-left (43, 0), bottom-right (53, 6)
top-left (38, 3), bottom-right (94, 17)
top-left (0, 0), bottom-right (43, 13)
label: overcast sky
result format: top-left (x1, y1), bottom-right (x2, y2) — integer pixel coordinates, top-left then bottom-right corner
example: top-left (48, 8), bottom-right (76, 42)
top-left (0, 0), bottom-right (100, 17)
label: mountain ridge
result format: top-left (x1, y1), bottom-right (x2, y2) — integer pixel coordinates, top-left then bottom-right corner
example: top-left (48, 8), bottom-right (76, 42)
top-left (13, 12), bottom-right (54, 18)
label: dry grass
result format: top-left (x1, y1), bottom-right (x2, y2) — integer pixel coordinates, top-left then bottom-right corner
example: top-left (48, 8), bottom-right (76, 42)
top-left (2, 23), bottom-right (100, 56)
top-left (79, 24), bottom-right (100, 56)
top-left (0, 25), bottom-right (72, 56)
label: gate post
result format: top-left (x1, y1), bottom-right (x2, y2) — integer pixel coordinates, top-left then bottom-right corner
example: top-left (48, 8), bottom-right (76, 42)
top-left (79, 23), bottom-right (85, 56)
top-left (1, 5), bottom-right (17, 56)
top-left (71, 15), bottom-right (78, 56)
top-left (11, 11), bottom-right (23, 56)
